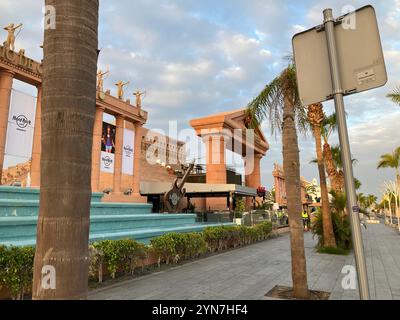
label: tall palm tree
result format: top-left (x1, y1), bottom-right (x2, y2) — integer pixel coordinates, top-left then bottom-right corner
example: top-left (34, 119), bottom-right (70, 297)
top-left (307, 103), bottom-right (336, 248)
top-left (247, 62), bottom-right (310, 299)
top-left (377, 148), bottom-right (400, 187)
top-left (367, 194), bottom-right (378, 209)
top-left (384, 181), bottom-right (400, 231)
top-left (382, 193), bottom-right (393, 225)
top-left (387, 87), bottom-right (400, 106)
top-left (32, 0), bottom-right (99, 299)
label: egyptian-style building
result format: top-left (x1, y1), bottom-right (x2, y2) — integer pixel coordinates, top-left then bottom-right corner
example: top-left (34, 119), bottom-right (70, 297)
top-left (190, 109), bottom-right (269, 211)
top-left (0, 42), bottom-right (186, 203)
top-left (0, 26), bottom-right (270, 247)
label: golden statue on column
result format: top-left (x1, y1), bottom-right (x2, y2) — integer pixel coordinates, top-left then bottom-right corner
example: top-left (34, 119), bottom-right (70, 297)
top-left (133, 90), bottom-right (146, 108)
top-left (115, 80), bottom-right (129, 100)
top-left (97, 67), bottom-right (109, 93)
top-left (3, 23), bottom-right (23, 51)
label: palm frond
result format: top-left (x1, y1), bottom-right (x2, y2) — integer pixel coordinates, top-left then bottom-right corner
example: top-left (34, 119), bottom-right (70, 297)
top-left (246, 76), bottom-right (283, 133)
top-left (331, 144), bottom-right (358, 169)
top-left (377, 152), bottom-right (399, 169)
top-left (387, 87), bottom-right (400, 106)
top-left (246, 61), bottom-right (309, 135)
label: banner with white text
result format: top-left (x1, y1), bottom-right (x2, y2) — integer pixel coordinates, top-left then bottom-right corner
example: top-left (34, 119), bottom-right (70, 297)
top-left (5, 90), bottom-right (36, 159)
top-left (100, 151), bottom-right (115, 174)
top-left (122, 128), bottom-right (135, 176)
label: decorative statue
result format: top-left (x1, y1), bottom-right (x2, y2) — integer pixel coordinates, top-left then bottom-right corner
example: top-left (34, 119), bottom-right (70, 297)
top-left (133, 90), bottom-right (146, 108)
top-left (115, 80), bottom-right (130, 100)
top-left (97, 67), bottom-right (109, 93)
top-left (3, 23), bottom-right (23, 51)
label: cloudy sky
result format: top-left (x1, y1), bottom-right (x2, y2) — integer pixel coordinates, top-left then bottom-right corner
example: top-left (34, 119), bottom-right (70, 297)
top-left (1, 0), bottom-right (400, 197)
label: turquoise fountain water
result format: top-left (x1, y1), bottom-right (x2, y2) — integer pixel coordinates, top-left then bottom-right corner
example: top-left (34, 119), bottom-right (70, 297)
top-left (0, 186), bottom-right (233, 246)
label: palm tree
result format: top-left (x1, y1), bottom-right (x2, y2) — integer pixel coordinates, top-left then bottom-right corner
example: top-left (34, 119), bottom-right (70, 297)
top-left (32, 0), bottom-right (99, 299)
top-left (307, 103), bottom-right (336, 248)
top-left (366, 194), bottom-right (378, 209)
top-left (357, 193), bottom-right (368, 209)
top-left (387, 87), bottom-right (400, 106)
top-left (382, 193), bottom-right (393, 225)
top-left (384, 181), bottom-right (400, 231)
top-left (354, 178), bottom-right (362, 191)
top-left (377, 148), bottom-right (400, 187)
top-left (247, 62), bottom-right (310, 299)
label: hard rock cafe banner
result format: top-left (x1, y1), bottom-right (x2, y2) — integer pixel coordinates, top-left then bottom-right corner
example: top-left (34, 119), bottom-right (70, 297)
top-left (100, 151), bottom-right (115, 174)
top-left (5, 90), bottom-right (36, 159)
top-left (122, 129), bottom-right (135, 176)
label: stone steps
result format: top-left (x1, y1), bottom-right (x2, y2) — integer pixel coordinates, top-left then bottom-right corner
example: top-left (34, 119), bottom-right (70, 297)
top-left (0, 186), bottom-right (234, 247)
top-left (0, 199), bottom-right (154, 217)
top-left (1, 222), bottom-right (234, 247)
top-left (0, 214), bottom-right (198, 240)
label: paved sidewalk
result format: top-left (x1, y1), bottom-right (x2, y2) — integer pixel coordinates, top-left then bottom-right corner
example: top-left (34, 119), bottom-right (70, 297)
top-left (88, 223), bottom-right (400, 300)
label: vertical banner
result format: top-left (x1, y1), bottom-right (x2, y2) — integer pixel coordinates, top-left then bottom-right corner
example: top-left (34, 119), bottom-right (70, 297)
top-left (100, 119), bottom-right (116, 174)
top-left (5, 90), bottom-right (37, 159)
top-left (122, 128), bottom-right (135, 175)
top-left (100, 151), bottom-right (115, 174)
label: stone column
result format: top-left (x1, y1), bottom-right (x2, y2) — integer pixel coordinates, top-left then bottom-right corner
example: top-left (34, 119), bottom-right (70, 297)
top-left (30, 85), bottom-right (42, 187)
top-left (133, 122), bottom-right (143, 195)
top-left (113, 115), bottom-right (125, 194)
top-left (273, 175), bottom-right (280, 205)
top-left (205, 134), bottom-right (227, 184)
top-left (0, 70), bottom-right (14, 184)
top-left (204, 134), bottom-right (227, 211)
top-left (245, 153), bottom-right (262, 189)
top-left (91, 106), bottom-right (104, 192)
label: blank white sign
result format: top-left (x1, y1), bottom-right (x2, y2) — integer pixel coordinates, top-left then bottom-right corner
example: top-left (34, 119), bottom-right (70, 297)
top-left (293, 5), bottom-right (387, 106)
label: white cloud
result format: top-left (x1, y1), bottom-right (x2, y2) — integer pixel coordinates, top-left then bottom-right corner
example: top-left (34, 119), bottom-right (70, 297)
top-left (1, 0), bottom-right (399, 196)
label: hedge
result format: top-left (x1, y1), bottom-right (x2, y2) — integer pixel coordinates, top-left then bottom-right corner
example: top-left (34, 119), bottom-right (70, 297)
top-left (0, 222), bottom-right (273, 299)
top-left (0, 245), bottom-right (35, 300)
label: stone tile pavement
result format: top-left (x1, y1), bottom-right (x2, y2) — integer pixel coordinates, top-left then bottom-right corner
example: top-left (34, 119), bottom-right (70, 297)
top-left (88, 223), bottom-right (400, 300)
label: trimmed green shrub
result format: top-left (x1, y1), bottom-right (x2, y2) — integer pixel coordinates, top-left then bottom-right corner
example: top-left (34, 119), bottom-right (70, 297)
top-left (92, 239), bottom-right (147, 280)
top-left (0, 222), bottom-right (274, 298)
top-left (203, 223), bottom-right (273, 252)
top-left (150, 232), bottom-right (208, 266)
top-left (0, 245), bottom-right (35, 300)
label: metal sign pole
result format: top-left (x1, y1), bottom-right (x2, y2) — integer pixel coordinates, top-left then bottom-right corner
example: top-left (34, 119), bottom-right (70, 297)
top-left (323, 8), bottom-right (370, 300)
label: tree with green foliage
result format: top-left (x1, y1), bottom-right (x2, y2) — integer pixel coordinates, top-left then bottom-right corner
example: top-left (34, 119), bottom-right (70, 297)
top-left (387, 86), bottom-right (400, 106)
top-left (307, 103), bottom-right (336, 248)
top-left (246, 61), bottom-right (310, 299)
top-left (377, 148), bottom-right (400, 187)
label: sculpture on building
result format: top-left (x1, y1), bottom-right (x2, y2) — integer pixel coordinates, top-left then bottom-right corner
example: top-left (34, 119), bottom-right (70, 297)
top-left (115, 80), bottom-right (130, 100)
top-left (97, 68), bottom-right (109, 93)
top-left (133, 90), bottom-right (146, 108)
top-left (3, 23), bottom-right (23, 51)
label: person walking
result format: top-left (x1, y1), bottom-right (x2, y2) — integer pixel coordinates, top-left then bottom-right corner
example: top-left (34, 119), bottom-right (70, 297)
top-left (302, 210), bottom-right (310, 232)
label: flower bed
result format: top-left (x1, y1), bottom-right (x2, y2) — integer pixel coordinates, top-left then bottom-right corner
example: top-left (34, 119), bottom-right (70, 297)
top-left (0, 222), bottom-right (273, 300)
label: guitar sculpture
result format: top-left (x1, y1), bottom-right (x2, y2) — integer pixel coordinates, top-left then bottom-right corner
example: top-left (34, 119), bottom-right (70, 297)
top-left (163, 162), bottom-right (195, 213)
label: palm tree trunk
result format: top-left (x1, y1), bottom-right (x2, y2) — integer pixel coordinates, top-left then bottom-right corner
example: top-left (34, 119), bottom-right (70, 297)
top-left (282, 96), bottom-right (310, 299)
top-left (323, 142), bottom-right (343, 192)
top-left (397, 168), bottom-right (400, 189)
top-left (32, 0), bottom-right (99, 300)
top-left (313, 127), bottom-right (336, 248)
